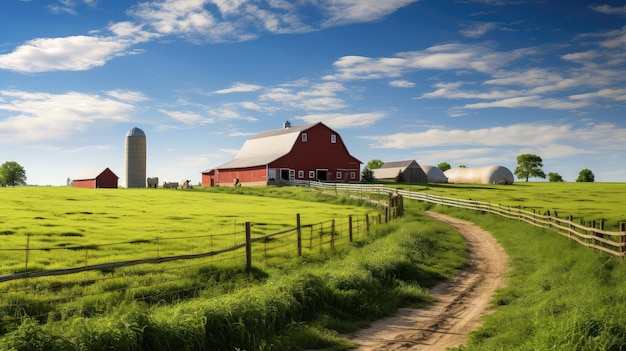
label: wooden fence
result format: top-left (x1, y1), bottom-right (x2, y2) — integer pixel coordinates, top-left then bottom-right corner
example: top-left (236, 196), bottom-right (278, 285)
top-left (0, 212), bottom-right (385, 284)
top-left (303, 181), bottom-right (626, 258)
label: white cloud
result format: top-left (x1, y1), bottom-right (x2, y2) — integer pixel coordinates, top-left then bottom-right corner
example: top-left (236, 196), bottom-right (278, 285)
top-left (105, 89), bottom-right (150, 102)
top-left (160, 109), bottom-right (214, 124)
top-left (389, 80), bottom-right (415, 88)
top-left (0, 90), bottom-right (133, 143)
top-left (0, 22), bottom-right (153, 73)
top-left (590, 4), bottom-right (626, 16)
top-left (460, 22), bottom-right (498, 38)
top-left (212, 82), bottom-right (263, 94)
top-left (296, 112), bottom-right (386, 128)
top-left (360, 122), bottom-right (626, 153)
top-left (260, 81), bottom-right (347, 111)
top-left (320, 0), bottom-right (418, 26)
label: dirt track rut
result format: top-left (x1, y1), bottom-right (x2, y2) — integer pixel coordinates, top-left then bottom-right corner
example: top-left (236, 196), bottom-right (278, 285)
top-left (344, 211), bottom-right (508, 350)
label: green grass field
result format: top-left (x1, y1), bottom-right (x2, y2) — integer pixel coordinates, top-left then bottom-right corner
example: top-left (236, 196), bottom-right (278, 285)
top-left (0, 186), bottom-right (376, 275)
top-left (0, 186), bottom-right (468, 350)
top-left (393, 182), bottom-right (626, 230)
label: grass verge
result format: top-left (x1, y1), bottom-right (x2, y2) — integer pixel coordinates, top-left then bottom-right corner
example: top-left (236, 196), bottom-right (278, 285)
top-left (431, 204), bottom-right (626, 351)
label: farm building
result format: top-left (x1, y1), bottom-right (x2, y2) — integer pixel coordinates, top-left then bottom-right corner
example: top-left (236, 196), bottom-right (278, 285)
top-left (202, 121), bottom-right (362, 186)
top-left (444, 165), bottom-right (514, 185)
top-left (72, 168), bottom-right (119, 189)
top-left (372, 160), bottom-right (427, 183)
top-left (420, 165), bottom-right (448, 183)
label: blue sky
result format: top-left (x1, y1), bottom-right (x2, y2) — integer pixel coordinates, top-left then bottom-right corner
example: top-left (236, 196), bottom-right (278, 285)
top-left (1, 0), bottom-right (625, 185)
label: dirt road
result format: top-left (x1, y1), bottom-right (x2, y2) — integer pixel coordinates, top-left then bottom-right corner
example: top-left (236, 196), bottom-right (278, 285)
top-left (344, 211), bottom-right (508, 350)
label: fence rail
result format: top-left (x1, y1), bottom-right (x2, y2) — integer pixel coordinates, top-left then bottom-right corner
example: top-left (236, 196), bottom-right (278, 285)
top-left (302, 181), bottom-right (626, 258)
top-left (0, 212), bottom-right (385, 284)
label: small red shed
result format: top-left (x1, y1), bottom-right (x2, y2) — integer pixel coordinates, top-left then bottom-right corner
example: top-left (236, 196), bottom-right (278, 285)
top-left (201, 121), bottom-right (361, 187)
top-left (73, 168), bottom-right (119, 189)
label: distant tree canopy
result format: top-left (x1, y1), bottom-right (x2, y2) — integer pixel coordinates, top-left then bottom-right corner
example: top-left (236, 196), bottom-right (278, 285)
top-left (576, 168), bottom-right (595, 182)
top-left (366, 159), bottom-right (384, 170)
top-left (514, 154), bottom-right (546, 182)
top-left (361, 167), bottom-right (375, 183)
top-left (548, 172), bottom-right (564, 182)
top-left (458, 165), bottom-right (467, 168)
top-left (0, 161), bottom-right (27, 187)
top-left (437, 162), bottom-right (451, 172)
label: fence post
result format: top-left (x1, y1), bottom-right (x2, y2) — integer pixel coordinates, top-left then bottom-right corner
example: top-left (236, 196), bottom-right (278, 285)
top-left (621, 222), bottom-right (626, 258)
top-left (245, 222), bottom-right (252, 272)
top-left (296, 214), bottom-right (302, 257)
top-left (365, 214), bottom-right (370, 236)
top-left (25, 234), bottom-right (31, 273)
top-left (349, 215), bottom-right (353, 242)
top-left (331, 219), bottom-right (335, 249)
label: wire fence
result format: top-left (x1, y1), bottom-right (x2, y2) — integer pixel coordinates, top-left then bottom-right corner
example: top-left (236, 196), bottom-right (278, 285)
top-left (0, 210), bottom-right (389, 326)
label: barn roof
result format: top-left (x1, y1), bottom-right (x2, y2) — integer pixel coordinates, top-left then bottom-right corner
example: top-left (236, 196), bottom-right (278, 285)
top-left (74, 167), bottom-right (117, 181)
top-left (373, 160), bottom-right (420, 180)
top-left (211, 122), bottom-right (320, 170)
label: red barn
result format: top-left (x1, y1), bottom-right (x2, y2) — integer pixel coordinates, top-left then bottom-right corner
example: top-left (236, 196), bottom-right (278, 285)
top-left (202, 121), bottom-right (361, 187)
top-left (72, 168), bottom-right (119, 189)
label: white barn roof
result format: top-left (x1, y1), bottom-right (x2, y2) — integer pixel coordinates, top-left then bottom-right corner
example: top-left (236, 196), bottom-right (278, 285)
top-left (74, 168), bottom-right (115, 181)
top-left (214, 122), bottom-right (319, 170)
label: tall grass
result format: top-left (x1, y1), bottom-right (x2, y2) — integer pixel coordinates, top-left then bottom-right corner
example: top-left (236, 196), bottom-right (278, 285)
top-left (431, 204), bottom-right (626, 351)
top-left (0, 205), bottom-right (468, 350)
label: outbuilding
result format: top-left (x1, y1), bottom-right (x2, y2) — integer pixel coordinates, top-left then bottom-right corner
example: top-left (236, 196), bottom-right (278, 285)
top-left (444, 165), bottom-right (514, 185)
top-left (72, 168), bottom-right (119, 189)
top-left (202, 121), bottom-right (362, 186)
top-left (372, 160), bottom-right (427, 183)
top-left (420, 165), bottom-right (448, 183)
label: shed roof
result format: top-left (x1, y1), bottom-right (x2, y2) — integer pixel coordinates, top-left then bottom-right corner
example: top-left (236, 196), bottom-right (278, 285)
top-left (379, 160), bottom-right (418, 169)
top-left (373, 160), bottom-right (420, 180)
top-left (74, 167), bottom-right (117, 181)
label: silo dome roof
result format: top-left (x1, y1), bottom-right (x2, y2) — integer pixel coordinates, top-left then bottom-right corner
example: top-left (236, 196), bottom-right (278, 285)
top-left (126, 127), bottom-right (145, 137)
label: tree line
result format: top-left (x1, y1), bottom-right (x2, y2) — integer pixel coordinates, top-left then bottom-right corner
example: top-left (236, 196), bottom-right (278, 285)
top-left (361, 155), bottom-right (595, 183)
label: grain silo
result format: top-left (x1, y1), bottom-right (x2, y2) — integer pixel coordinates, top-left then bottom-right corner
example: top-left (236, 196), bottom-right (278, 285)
top-left (125, 127), bottom-right (146, 188)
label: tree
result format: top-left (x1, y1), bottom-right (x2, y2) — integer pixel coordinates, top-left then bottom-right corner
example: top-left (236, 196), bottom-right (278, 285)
top-left (437, 162), bottom-right (451, 172)
top-left (0, 161), bottom-right (27, 187)
top-left (576, 168), bottom-right (595, 182)
top-left (366, 159), bottom-right (384, 170)
top-left (395, 170), bottom-right (406, 183)
top-left (548, 172), bottom-right (564, 182)
top-left (459, 164), bottom-right (467, 168)
top-left (361, 167), bottom-right (375, 183)
top-left (514, 154), bottom-right (546, 182)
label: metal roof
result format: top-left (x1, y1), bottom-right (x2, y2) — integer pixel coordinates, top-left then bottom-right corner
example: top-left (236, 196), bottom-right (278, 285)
top-left (379, 160), bottom-right (417, 169)
top-left (126, 127), bottom-right (145, 137)
top-left (213, 122), bottom-right (320, 170)
top-left (73, 167), bottom-right (117, 181)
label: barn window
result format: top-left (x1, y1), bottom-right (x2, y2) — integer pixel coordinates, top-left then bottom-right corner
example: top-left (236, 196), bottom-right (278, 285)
top-left (309, 170), bottom-right (315, 178)
top-left (350, 172), bottom-right (356, 179)
top-left (336, 171), bottom-right (342, 179)
top-left (289, 170), bottom-right (295, 180)
top-left (301, 133), bottom-right (308, 142)
top-left (331, 134), bottom-right (336, 143)
top-left (298, 170), bottom-right (304, 178)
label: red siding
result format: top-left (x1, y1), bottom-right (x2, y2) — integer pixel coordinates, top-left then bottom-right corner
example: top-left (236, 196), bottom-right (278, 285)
top-left (73, 168), bottom-right (118, 189)
top-left (202, 122), bottom-right (361, 186)
top-left (207, 166), bottom-right (267, 186)
top-left (270, 123), bottom-right (360, 182)
top-left (73, 179), bottom-right (96, 188)
top-left (95, 168), bottom-right (119, 188)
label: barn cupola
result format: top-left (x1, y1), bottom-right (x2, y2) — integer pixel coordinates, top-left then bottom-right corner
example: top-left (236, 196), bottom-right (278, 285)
top-left (283, 120), bottom-right (291, 129)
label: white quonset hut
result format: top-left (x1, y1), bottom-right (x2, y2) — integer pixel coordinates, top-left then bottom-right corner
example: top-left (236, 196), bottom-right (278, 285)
top-left (420, 165), bottom-right (448, 183)
top-left (444, 165), bottom-right (514, 185)
top-left (125, 127), bottom-right (147, 188)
